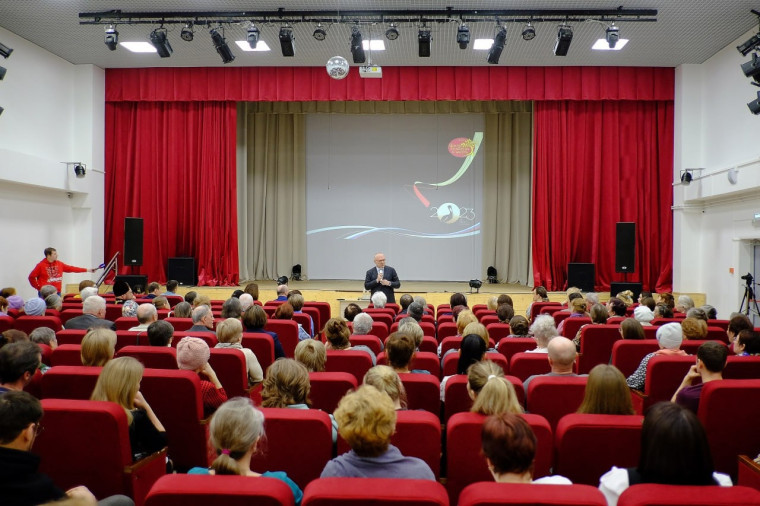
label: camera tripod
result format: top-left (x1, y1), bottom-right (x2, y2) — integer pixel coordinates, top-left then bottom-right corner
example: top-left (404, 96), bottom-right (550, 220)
top-left (739, 274), bottom-right (760, 319)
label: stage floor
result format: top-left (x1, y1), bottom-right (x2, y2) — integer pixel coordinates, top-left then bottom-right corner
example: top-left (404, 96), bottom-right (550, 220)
top-left (238, 279), bottom-right (534, 294)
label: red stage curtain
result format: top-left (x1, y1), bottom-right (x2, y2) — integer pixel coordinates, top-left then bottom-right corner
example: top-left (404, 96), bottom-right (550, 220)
top-left (105, 101), bottom-right (239, 286)
top-left (532, 101), bottom-right (674, 292)
top-left (105, 66), bottom-right (674, 103)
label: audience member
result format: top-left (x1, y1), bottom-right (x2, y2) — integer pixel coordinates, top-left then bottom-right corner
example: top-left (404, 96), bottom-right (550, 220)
top-left (80, 286), bottom-right (98, 302)
top-left (146, 320), bottom-right (173, 347)
top-left (274, 284), bottom-right (289, 302)
top-left (620, 318), bottom-right (646, 340)
top-left (0, 287), bottom-right (17, 298)
top-left (171, 301), bottom-right (192, 319)
top-left (188, 305), bottom-right (215, 333)
top-left (626, 323), bottom-right (686, 391)
top-left (7, 295), bottom-right (24, 312)
top-left (192, 294), bottom-right (211, 308)
top-left (238, 293), bottom-right (254, 312)
top-left (0, 341), bottom-right (41, 392)
top-left (496, 303), bottom-right (515, 324)
top-left (524, 336), bottom-right (580, 390)
top-left (671, 341), bottom-right (728, 413)
top-left (468, 361), bottom-right (522, 416)
top-left (0, 296), bottom-right (8, 316)
top-left (727, 314), bottom-right (753, 346)
top-left (3, 330), bottom-right (29, 345)
top-left (352, 313), bottom-right (374, 336)
top-left (29, 328), bottom-right (57, 350)
top-left (573, 304), bottom-right (609, 349)
top-left (363, 365), bottom-right (407, 410)
top-left (398, 294), bottom-right (414, 315)
top-left (152, 296), bottom-right (169, 311)
top-left (215, 318), bottom-right (263, 385)
top-left (129, 304), bottom-right (157, 331)
top-left (164, 280), bottom-right (179, 296)
top-left (324, 318), bottom-right (376, 365)
top-left (184, 291), bottom-right (198, 305)
top-left (525, 286), bottom-right (549, 319)
top-left (633, 305), bottom-right (655, 325)
top-left (44, 294), bottom-right (62, 312)
top-left (607, 297), bottom-right (627, 317)
top-left (526, 315), bottom-right (558, 353)
top-left (406, 302), bottom-right (424, 322)
top-left (733, 330), bottom-right (760, 356)
top-left (274, 302), bottom-right (310, 341)
top-left (242, 305), bottom-right (285, 359)
top-left (675, 295), bottom-right (695, 313)
top-left (343, 303), bottom-right (362, 322)
top-left (294, 339), bottom-right (326, 372)
top-left (176, 337), bottom-right (227, 417)
top-left (616, 290), bottom-right (634, 307)
top-left (440, 334), bottom-right (487, 401)
top-left (386, 332), bottom-right (426, 374)
top-left (686, 307), bottom-right (708, 322)
top-left (556, 298), bottom-right (588, 335)
top-left (80, 329), bottom-right (116, 367)
top-left (112, 281), bottom-right (138, 318)
top-left (243, 282), bottom-right (259, 301)
top-left (507, 315), bottom-right (530, 338)
top-left (577, 364), bottom-right (634, 415)
top-left (654, 303), bottom-right (674, 319)
top-left (65, 296), bottom-right (115, 330)
top-left (681, 317), bottom-right (708, 340)
top-left (397, 320), bottom-right (422, 350)
top-left (701, 304), bottom-right (717, 320)
top-left (450, 292), bottom-right (468, 309)
top-left (370, 291), bottom-right (387, 309)
top-left (144, 282), bottom-right (160, 300)
top-left (287, 293), bottom-right (314, 335)
top-left (23, 298), bottom-right (46, 316)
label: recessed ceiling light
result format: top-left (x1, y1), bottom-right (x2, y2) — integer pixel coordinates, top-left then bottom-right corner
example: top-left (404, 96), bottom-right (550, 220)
top-left (361, 39), bottom-right (386, 51)
top-left (473, 39), bottom-right (494, 50)
top-left (120, 42), bottom-right (157, 53)
top-left (592, 38), bottom-right (629, 50)
top-left (234, 40), bottom-right (271, 52)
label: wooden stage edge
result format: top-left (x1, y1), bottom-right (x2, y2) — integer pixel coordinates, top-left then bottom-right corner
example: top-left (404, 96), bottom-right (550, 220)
top-left (66, 279), bottom-right (706, 322)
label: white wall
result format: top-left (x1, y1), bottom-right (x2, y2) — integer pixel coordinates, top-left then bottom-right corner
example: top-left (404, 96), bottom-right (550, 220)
top-left (0, 26), bottom-right (104, 299)
top-left (674, 26), bottom-right (760, 318)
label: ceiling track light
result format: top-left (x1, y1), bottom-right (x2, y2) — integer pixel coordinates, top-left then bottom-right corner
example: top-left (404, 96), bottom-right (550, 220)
top-left (456, 24), bottom-right (470, 49)
top-left (313, 23), bottom-right (326, 41)
top-left (210, 27), bottom-right (234, 64)
top-left (0, 41), bottom-right (12, 59)
top-left (605, 23), bottom-right (620, 48)
top-left (247, 23), bottom-right (260, 48)
top-left (522, 22), bottom-right (536, 41)
top-left (748, 91), bottom-right (760, 115)
top-left (418, 27), bottom-right (432, 57)
top-left (180, 23), bottom-right (194, 42)
top-left (149, 28), bottom-right (173, 58)
top-left (741, 53), bottom-right (760, 79)
top-left (0, 66), bottom-right (5, 80)
top-left (350, 26), bottom-right (366, 64)
top-left (279, 26), bottom-right (295, 57)
top-left (385, 23), bottom-right (399, 40)
top-left (554, 24), bottom-right (573, 56)
top-left (104, 24), bottom-right (118, 50)
top-left (487, 25), bottom-right (507, 64)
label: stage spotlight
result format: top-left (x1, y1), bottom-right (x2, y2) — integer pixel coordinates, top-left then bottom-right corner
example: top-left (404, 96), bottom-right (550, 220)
top-left (522, 23), bottom-right (536, 41)
top-left (737, 32), bottom-right (760, 57)
top-left (680, 170), bottom-right (693, 185)
top-left (605, 24), bottom-right (620, 48)
top-left (292, 264), bottom-right (302, 281)
top-left (385, 23), bottom-right (399, 40)
top-left (149, 28), bottom-right (173, 58)
top-left (749, 91), bottom-right (760, 115)
top-left (277, 276), bottom-right (288, 285)
top-left (487, 266), bottom-right (498, 284)
top-left (210, 28), bottom-right (235, 64)
top-left (181, 23), bottom-right (194, 42)
top-left (313, 24), bottom-right (326, 41)
top-left (350, 26), bottom-right (366, 63)
top-left (0, 42), bottom-right (13, 59)
top-left (487, 25), bottom-right (507, 64)
top-left (247, 24), bottom-right (260, 48)
top-left (456, 24), bottom-right (470, 49)
top-left (469, 279), bottom-right (483, 293)
top-left (104, 25), bottom-right (119, 51)
top-left (741, 53), bottom-right (760, 79)
top-left (279, 26), bottom-right (296, 57)
top-left (554, 25), bottom-right (573, 56)
top-left (0, 66), bottom-right (6, 81)
top-left (418, 27), bottom-right (431, 57)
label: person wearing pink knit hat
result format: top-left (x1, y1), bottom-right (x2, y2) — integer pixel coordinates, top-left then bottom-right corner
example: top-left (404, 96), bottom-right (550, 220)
top-left (176, 336), bottom-right (227, 417)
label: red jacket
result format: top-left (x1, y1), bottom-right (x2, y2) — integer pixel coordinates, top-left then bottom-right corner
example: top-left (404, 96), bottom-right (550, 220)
top-left (28, 259), bottom-right (87, 292)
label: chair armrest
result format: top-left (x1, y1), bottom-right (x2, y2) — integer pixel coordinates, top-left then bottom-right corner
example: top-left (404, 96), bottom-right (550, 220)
top-left (630, 389), bottom-right (646, 415)
top-left (739, 455), bottom-right (760, 491)
top-left (125, 448), bottom-right (167, 506)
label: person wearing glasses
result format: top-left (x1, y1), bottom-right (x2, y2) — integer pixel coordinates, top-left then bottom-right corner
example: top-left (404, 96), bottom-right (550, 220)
top-left (364, 253), bottom-right (401, 304)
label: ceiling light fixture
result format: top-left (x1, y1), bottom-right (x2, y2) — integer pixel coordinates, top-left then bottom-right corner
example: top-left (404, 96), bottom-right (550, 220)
top-left (0, 66), bottom-right (5, 80)
top-left (104, 25), bottom-right (118, 50)
top-left (350, 26), bottom-right (366, 64)
top-left (554, 24), bottom-right (573, 56)
top-left (748, 91), bottom-right (760, 115)
top-left (418, 26), bottom-right (432, 57)
top-left (0, 42), bottom-right (12, 59)
top-left (385, 23), bottom-right (399, 40)
top-left (487, 25), bottom-right (507, 64)
top-left (234, 40), bottom-right (271, 52)
top-left (522, 22), bottom-right (536, 41)
top-left (457, 24), bottom-right (470, 49)
top-left (247, 23), bottom-right (260, 48)
top-left (313, 24), bottom-right (326, 41)
top-left (605, 23), bottom-right (620, 48)
top-left (149, 28), bottom-right (173, 58)
top-left (210, 27), bottom-right (235, 64)
top-left (741, 53), bottom-right (760, 81)
top-left (279, 26), bottom-right (295, 57)
top-left (180, 23), bottom-right (194, 42)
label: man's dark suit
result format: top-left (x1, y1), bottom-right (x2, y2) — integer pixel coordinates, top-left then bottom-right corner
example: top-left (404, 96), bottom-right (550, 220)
top-left (364, 266), bottom-right (401, 304)
top-left (64, 313), bottom-right (115, 330)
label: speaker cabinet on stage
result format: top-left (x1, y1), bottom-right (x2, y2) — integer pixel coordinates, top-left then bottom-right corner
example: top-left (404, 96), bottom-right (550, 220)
top-left (567, 263), bottom-right (595, 292)
top-left (124, 217), bottom-right (144, 266)
top-left (168, 257), bottom-right (197, 286)
top-left (610, 282), bottom-right (643, 301)
top-left (615, 222), bottom-right (636, 273)
top-left (114, 275), bottom-right (148, 293)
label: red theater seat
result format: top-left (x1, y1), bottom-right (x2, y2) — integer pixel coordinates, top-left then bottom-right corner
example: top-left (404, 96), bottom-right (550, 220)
top-left (117, 345), bottom-right (178, 369)
top-left (50, 344), bottom-right (84, 366)
top-left (266, 320), bottom-right (299, 357)
top-left (242, 332), bottom-right (276, 373)
top-left (145, 474), bottom-right (296, 506)
top-left (443, 374), bottom-right (525, 423)
top-left (577, 325), bottom-right (622, 374)
top-left (509, 352), bottom-right (551, 381)
top-left (617, 484), bottom-right (760, 505)
top-left (41, 365), bottom-right (101, 399)
top-left (349, 334), bottom-right (382, 355)
top-left (442, 351), bottom-right (506, 377)
top-left (398, 372), bottom-right (440, 415)
top-left (497, 338), bottom-right (538, 361)
top-left (325, 349), bottom-right (373, 383)
top-left (209, 347), bottom-right (249, 398)
top-left (631, 355), bottom-right (695, 412)
top-left (14, 315), bottom-right (62, 333)
top-left (526, 376), bottom-right (588, 431)
top-left (308, 372), bottom-right (357, 413)
top-left (302, 478), bottom-right (448, 506)
top-left (611, 339), bottom-right (660, 377)
top-left (378, 350), bottom-right (440, 378)
top-left (486, 322), bottom-right (511, 341)
top-left (458, 482), bottom-right (607, 506)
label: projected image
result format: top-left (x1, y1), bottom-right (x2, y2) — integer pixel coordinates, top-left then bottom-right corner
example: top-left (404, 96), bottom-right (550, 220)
top-left (306, 114), bottom-right (484, 281)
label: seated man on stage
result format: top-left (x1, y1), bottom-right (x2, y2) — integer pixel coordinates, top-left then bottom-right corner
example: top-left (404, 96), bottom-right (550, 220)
top-left (364, 253), bottom-right (400, 305)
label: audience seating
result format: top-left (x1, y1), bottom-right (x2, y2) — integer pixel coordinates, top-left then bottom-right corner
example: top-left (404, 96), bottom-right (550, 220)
top-left (0, 315), bottom-right (14, 332)
top-left (458, 482), bottom-right (608, 506)
top-left (443, 374), bottom-right (525, 422)
top-left (705, 326), bottom-right (729, 343)
top-left (530, 302), bottom-right (562, 321)
top-left (377, 351), bottom-right (441, 377)
top-left (290, 312), bottom-right (312, 334)
top-left (300, 306), bottom-right (321, 333)
top-left (577, 325), bottom-right (622, 374)
top-left (437, 314), bottom-right (454, 325)
top-left (117, 345), bottom-right (178, 369)
top-left (171, 332), bottom-right (218, 348)
top-left (165, 317), bottom-right (194, 331)
top-left (265, 320), bottom-right (299, 357)
top-left (104, 304), bottom-right (124, 322)
top-left (560, 317), bottom-right (591, 339)
top-left (486, 323), bottom-right (511, 341)
top-left (349, 334), bottom-right (382, 355)
top-left (447, 412), bottom-right (552, 505)
top-left (611, 340), bottom-right (660, 377)
top-left (390, 320), bottom-right (436, 337)
top-left (436, 321), bottom-right (458, 342)
top-left (698, 379), bottom-right (760, 479)
top-left (347, 321), bottom-right (389, 341)
top-left (419, 335), bottom-right (439, 354)
top-left (497, 338), bottom-right (538, 361)
top-left (479, 314), bottom-right (499, 326)
top-left (209, 347), bottom-right (249, 398)
top-left (252, 407), bottom-right (333, 490)
top-left (440, 336), bottom-right (496, 357)
top-left (398, 372), bottom-right (440, 415)
top-left (651, 317), bottom-right (685, 326)
top-left (302, 478), bottom-right (448, 506)
top-left (442, 352), bottom-right (508, 377)
top-left (37, 399), bottom-right (166, 506)
top-left (553, 312), bottom-right (571, 328)
top-left (164, 295), bottom-right (184, 307)
top-left (242, 332), bottom-right (276, 373)
top-left (50, 344), bottom-right (84, 366)
top-left (325, 349), bottom-right (373, 383)
top-left (525, 376), bottom-right (588, 431)
top-left (303, 302), bottom-right (330, 333)
top-left (631, 355), bottom-right (695, 412)
top-left (723, 355), bottom-right (760, 378)
top-left (606, 316), bottom-right (626, 325)
top-left (738, 455), bottom-right (760, 492)
top-left (365, 311), bottom-right (394, 329)
top-left (308, 372), bottom-right (357, 413)
top-left (41, 365), bottom-right (101, 399)
top-left (38, 343), bottom-right (52, 366)
top-left (554, 414), bottom-right (644, 486)
top-left (114, 316), bottom-right (140, 330)
top-left (146, 474), bottom-right (296, 506)
top-left (617, 484), bottom-right (760, 505)
top-left (14, 315), bottom-right (62, 333)
top-left (55, 328), bottom-right (87, 345)
top-left (707, 319), bottom-right (729, 331)
top-left (59, 309), bottom-right (83, 325)
top-left (509, 353), bottom-right (551, 381)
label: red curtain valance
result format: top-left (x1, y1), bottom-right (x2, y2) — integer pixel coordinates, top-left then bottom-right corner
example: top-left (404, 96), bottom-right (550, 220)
top-left (106, 66), bottom-right (674, 103)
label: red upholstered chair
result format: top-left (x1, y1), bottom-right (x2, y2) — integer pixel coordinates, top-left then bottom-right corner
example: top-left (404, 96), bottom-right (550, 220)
top-left (14, 315), bottom-right (62, 333)
top-left (443, 374), bottom-right (525, 423)
top-left (437, 314), bottom-right (454, 324)
top-left (242, 332), bottom-right (276, 374)
top-left (479, 314), bottom-right (499, 326)
top-left (171, 332), bottom-right (218, 348)
top-left (420, 335), bottom-right (439, 354)
top-left (698, 379), bottom-right (760, 479)
top-left (509, 352), bottom-right (551, 381)
top-left (263, 306), bottom-right (276, 318)
top-left (0, 315), bottom-right (14, 332)
top-left (302, 477), bottom-right (448, 506)
top-left (308, 371), bottom-right (357, 413)
top-left (631, 355), bottom-right (695, 412)
top-left (497, 338), bottom-right (539, 361)
top-left (303, 302), bottom-right (331, 333)
top-left (442, 352), bottom-right (507, 377)
top-left (554, 414), bottom-right (644, 486)
top-left (164, 317), bottom-right (193, 331)
top-left (301, 306), bottom-right (321, 334)
top-left (436, 303), bottom-right (452, 315)
top-left (577, 324), bottom-right (622, 374)
top-left (366, 307), bottom-right (396, 319)
top-left (209, 348), bottom-right (249, 398)
top-left (723, 355), bottom-right (760, 378)
top-left (561, 317), bottom-right (591, 338)
top-left (115, 330), bottom-right (150, 350)
top-left (680, 340), bottom-right (717, 355)
top-left (55, 328), bottom-right (87, 345)
top-left (486, 323), bottom-right (511, 341)
top-left (447, 412), bottom-right (553, 505)
top-left (50, 344), bottom-right (84, 366)
top-left (607, 316), bottom-right (627, 325)
top-left (291, 312), bottom-right (312, 334)
top-left (140, 369), bottom-right (211, 472)
top-left (104, 304), bottom-right (123, 322)
top-left (349, 334), bottom-right (382, 355)
top-left (265, 320), bottom-right (299, 357)
top-left (530, 302), bottom-right (562, 321)
top-left (37, 399), bottom-right (166, 506)
top-left (611, 339), bottom-right (659, 377)
top-left (164, 295), bottom-right (184, 307)
top-left (114, 316), bottom-right (139, 330)
top-left (617, 484), bottom-right (760, 506)
top-left (458, 482), bottom-right (608, 506)
top-left (398, 372), bottom-right (440, 415)
top-left (706, 326), bottom-right (729, 343)
top-left (739, 455), bottom-right (760, 492)
top-left (38, 343), bottom-right (52, 366)
top-left (365, 311), bottom-right (393, 329)
top-left (707, 319), bottom-right (730, 331)
top-left (553, 312), bottom-right (571, 328)
top-left (252, 407), bottom-right (333, 490)
top-left (145, 474), bottom-right (296, 506)
top-left (651, 317), bottom-right (684, 326)
top-left (325, 349), bottom-right (373, 383)
top-left (526, 376), bottom-right (588, 431)
top-left (472, 304), bottom-right (488, 315)
top-left (377, 350), bottom-right (441, 378)
top-left (41, 365), bottom-right (101, 399)
top-left (117, 345), bottom-right (178, 369)
top-left (437, 321), bottom-right (458, 342)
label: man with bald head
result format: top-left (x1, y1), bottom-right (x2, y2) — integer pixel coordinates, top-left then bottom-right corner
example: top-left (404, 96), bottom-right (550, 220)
top-left (364, 252), bottom-right (401, 304)
top-left (523, 336), bottom-right (584, 390)
top-left (129, 303), bottom-right (158, 331)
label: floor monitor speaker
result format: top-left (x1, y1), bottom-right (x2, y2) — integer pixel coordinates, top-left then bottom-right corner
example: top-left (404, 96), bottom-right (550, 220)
top-left (168, 257), bottom-right (197, 286)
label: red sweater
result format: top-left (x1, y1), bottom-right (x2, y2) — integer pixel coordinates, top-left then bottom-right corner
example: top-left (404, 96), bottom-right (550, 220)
top-left (28, 259), bottom-right (87, 292)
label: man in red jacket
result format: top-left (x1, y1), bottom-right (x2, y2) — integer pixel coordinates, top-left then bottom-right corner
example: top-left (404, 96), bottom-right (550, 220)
top-left (28, 247), bottom-right (97, 295)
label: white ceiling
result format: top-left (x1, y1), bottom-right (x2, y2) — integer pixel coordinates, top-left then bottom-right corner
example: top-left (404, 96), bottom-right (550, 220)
top-left (0, 1), bottom-right (758, 69)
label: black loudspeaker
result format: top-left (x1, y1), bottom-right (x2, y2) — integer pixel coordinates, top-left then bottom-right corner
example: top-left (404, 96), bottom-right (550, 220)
top-left (610, 282), bottom-right (643, 301)
top-left (567, 263), bottom-right (595, 292)
top-left (615, 222), bottom-right (636, 273)
top-left (114, 275), bottom-right (148, 293)
top-left (124, 217), bottom-right (144, 266)
top-left (168, 257), bottom-right (197, 286)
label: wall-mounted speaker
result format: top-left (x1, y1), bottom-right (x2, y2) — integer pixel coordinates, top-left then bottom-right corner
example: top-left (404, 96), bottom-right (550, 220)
top-left (567, 263), bottom-right (595, 292)
top-left (168, 257), bottom-right (197, 286)
top-left (615, 222), bottom-right (636, 273)
top-left (124, 217), bottom-right (144, 266)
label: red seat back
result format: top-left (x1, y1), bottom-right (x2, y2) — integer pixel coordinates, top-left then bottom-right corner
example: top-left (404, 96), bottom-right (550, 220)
top-left (561, 317), bottom-right (592, 338)
top-left (171, 332), bottom-right (218, 348)
top-left (530, 302), bottom-right (562, 321)
top-left (114, 316), bottom-right (139, 330)
top-left (436, 321), bottom-right (458, 342)
top-left (723, 355), bottom-right (760, 379)
top-left (611, 339), bottom-right (659, 377)
top-left (348, 334), bottom-right (382, 355)
top-left (526, 376), bottom-right (588, 431)
top-left (41, 365), bottom-right (102, 399)
top-left (578, 325), bottom-right (622, 374)
top-left (146, 474), bottom-right (296, 506)
top-left (442, 352), bottom-right (507, 377)
top-left (14, 315), bottom-right (62, 333)
top-left (209, 348), bottom-right (248, 398)
top-left (486, 323), bottom-right (511, 341)
top-left (618, 484), bottom-right (760, 506)
top-left (242, 333), bottom-right (275, 374)
top-left (509, 352), bottom-right (551, 381)
top-left (398, 372), bottom-right (440, 415)
top-left (308, 371), bottom-right (357, 413)
top-left (366, 311), bottom-right (394, 329)
top-left (50, 344), bottom-right (84, 366)
top-left (302, 477), bottom-right (448, 506)
top-left (165, 317), bottom-right (193, 331)
top-left (59, 309), bottom-right (83, 325)
top-left (104, 304), bottom-right (123, 321)
top-left (419, 335), bottom-right (438, 354)
top-left (443, 374), bottom-right (525, 423)
top-left (458, 482), bottom-right (608, 506)
top-left (117, 345), bottom-right (178, 369)
top-left (325, 350), bottom-right (373, 383)
top-left (265, 320), bottom-right (299, 357)
top-left (55, 328), bottom-right (87, 345)
top-left (301, 306), bottom-right (321, 334)
top-left (0, 315), bottom-right (13, 332)
top-left (303, 302), bottom-right (331, 333)
top-left (497, 338), bottom-right (538, 361)
top-left (640, 355), bottom-right (695, 409)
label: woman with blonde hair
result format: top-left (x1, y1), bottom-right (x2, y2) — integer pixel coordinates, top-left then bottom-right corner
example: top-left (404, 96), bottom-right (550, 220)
top-left (363, 365), bottom-right (407, 410)
top-left (456, 310), bottom-right (478, 336)
top-left (80, 328), bottom-right (117, 366)
top-left (323, 317), bottom-right (376, 365)
top-left (215, 317), bottom-right (263, 385)
top-left (577, 364), bottom-right (635, 415)
top-left (468, 361), bottom-right (523, 416)
top-left (192, 294), bottom-right (211, 308)
top-left (188, 397), bottom-right (303, 505)
top-left (91, 356), bottom-right (167, 461)
top-left (294, 339), bottom-right (326, 372)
